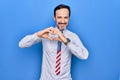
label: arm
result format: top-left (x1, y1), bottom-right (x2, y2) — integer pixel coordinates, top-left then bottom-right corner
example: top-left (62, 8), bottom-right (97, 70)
top-left (67, 34), bottom-right (89, 60)
top-left (19, 33), bottom-right (42, 48)
top-left (53, 29), bottom-right (89, 60)
top-left (19, 27), bottom-right (54, 48)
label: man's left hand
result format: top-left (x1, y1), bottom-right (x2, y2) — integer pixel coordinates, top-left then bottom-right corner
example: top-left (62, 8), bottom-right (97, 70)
top-left (52, 28), bottom-right (67, 43)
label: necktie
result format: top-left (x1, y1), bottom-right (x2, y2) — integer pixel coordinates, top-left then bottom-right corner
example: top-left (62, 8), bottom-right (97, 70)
top-left (55, 40), bottom-right (62, 75)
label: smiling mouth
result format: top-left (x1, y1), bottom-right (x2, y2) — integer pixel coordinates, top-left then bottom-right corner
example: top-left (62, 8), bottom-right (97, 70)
top-left (59, 24), bottom-right (65, 26)
top-left (58, 23), bottom-right (67, 26)
top-left (58, 22), bottom-right (67, 24)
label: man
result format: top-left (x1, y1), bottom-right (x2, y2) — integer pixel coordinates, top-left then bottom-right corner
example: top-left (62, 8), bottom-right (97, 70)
top-left (19, 4), bottom-right (89, 80)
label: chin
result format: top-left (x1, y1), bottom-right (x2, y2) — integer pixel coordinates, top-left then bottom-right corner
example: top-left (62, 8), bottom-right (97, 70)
top-left (59, 27), bottom-right (65, 30)
top-left (57, 25), bottom-right (67, 30)
top-left (60, 26), bottom-right (66, 30)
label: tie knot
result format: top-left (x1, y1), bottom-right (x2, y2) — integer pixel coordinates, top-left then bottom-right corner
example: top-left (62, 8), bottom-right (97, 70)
top-left (60, 30), bottom-right (63, 33)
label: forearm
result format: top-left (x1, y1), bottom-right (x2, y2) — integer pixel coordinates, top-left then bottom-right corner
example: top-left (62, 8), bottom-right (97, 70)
top-left (19, 33), bottom-right (41, 48)
top-left (67, 42), bottom-right (89, 59)
top-left (66, 34), bottom-right (89, 60)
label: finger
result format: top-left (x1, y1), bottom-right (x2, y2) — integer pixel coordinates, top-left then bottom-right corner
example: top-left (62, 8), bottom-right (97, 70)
top-left (44, 26), bottom-right (53, 33)
top-left (49, 26), bottom-right (53, 29)
top-left (53, 38), bottom-right (62, 42)
top-left (50, 29), bottom-right (54, 34)
top-left (49, 27), bottom-right (54, 34)
top-left (56, 28), bottom-right (61, 32)
top-left (55, 28), bottom-right (62, 35)
top-left (47, 36), bottom-right (54, 40)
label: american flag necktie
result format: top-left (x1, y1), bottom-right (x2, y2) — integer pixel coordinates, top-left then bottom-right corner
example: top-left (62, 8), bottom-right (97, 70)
top-left (55, 40), bottom-right (62, 75)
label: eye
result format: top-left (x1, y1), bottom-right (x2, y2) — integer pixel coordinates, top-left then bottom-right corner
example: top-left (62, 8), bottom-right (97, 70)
top-left (64, 17), bottom-right (69, 19)
top-left (57, 16), bottom-right (62, 19)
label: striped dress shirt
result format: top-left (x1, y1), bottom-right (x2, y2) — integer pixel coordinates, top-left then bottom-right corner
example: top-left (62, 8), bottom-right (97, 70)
top-left (19, 28), bottom-right (89, 80)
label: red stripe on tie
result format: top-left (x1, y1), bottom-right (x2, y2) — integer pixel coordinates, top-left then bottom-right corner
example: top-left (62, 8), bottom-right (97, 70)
top-left (56, 71), bottom-right (60, 75)
top-left (56, 53), bottom-right (61, 59)
top-left (55, 41), bottom-right (62, 75)
top-left (55, 66), bottom-right (60, 73)
top-left (56, 61), bottom-right (60, 68)
top-left (57, 50), bottom-right (61, 54)
top-left (56, 58), bottom-right (61, 64)
top-left (55, 51), bottom-right (61, 75)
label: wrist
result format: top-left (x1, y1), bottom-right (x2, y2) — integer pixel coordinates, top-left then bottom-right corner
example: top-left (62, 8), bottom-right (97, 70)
top-left (36, 30), bottom-right (44, 37)
top-left (64, 38), bottom-right (71, 45)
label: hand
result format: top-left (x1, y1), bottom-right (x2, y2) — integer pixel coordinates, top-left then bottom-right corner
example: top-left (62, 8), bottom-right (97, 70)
top-left (37, 27), bottom-right (54, 40)
top-left (37, 27), bottom-right (67, 43)
top-left (53, 28), bottom-right (67, 43)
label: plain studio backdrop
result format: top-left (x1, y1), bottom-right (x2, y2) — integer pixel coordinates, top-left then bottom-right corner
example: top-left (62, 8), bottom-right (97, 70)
top-left (0, 0), bottom-right (120, 80)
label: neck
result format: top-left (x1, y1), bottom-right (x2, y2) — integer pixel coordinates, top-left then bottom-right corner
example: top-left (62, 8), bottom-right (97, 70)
top-left (57, 26), bottom-right (66, 32)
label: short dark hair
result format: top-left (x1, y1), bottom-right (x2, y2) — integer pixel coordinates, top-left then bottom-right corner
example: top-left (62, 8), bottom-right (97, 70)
top-left (54, 4), bottom-right (71, 17)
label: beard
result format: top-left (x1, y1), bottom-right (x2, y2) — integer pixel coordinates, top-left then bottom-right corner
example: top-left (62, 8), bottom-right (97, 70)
top-left (57, 22), bottom-right (68, 30)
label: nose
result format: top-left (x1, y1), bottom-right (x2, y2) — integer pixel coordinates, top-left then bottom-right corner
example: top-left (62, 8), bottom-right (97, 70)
top-left (61, 18), bottom-right (65, 23)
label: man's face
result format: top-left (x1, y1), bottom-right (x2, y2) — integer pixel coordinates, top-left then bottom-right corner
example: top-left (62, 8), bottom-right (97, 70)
top-left (54, 8), bottom-right (70, 30)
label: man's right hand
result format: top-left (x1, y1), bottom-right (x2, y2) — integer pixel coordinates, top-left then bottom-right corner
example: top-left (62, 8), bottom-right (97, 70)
top-left (36, 27), bottom-right (54, 40)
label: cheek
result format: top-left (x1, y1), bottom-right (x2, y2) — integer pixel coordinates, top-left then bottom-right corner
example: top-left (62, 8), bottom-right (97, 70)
top-left (65, 18), bottom-right (69, 22)
top-left (65, 20), bottom-right (69, 23)
top-left (56, 20), bottom-right (61, 24)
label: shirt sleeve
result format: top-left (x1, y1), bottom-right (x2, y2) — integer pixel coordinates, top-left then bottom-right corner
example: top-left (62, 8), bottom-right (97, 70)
top-left (67, 34), bottom-right (89, 60)
top-left (19, 33), bottom-right (42, 48)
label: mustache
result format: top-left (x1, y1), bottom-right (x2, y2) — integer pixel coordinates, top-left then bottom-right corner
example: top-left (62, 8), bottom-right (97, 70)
top-left (58, 22), bottom-right (67, 24)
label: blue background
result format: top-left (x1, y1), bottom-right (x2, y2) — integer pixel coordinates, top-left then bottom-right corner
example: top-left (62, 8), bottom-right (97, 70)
top-left (0, 0), bottom-right (120, 80)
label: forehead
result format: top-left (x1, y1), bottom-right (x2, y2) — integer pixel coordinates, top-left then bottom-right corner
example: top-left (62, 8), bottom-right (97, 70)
top-left (56, 8), bottom-right (69, 16)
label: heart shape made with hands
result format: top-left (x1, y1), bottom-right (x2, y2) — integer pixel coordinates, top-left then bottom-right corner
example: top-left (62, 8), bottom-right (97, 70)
top-left (43, 27), bottom-right (63, 42)
top-left (49, 29), bottom-right (59, 38)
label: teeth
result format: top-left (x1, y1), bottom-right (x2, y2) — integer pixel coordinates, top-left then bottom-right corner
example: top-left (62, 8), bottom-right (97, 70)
top-left (60, 24), bottom-right (65, 26)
